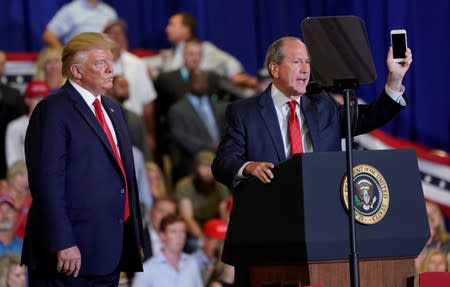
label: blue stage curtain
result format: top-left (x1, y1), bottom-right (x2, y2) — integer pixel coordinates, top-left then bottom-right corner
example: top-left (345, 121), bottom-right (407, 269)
top-left (0, 0), bottom-right (448, 152)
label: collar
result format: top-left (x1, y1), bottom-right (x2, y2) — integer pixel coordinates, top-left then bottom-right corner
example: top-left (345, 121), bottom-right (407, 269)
top-left (271, 84), bottom-right (300, 109)
top-left (69, 79), bottom-right (101, 108)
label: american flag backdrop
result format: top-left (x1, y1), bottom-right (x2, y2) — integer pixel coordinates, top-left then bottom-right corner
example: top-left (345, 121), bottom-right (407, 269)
top-left (353, 129), bottom-right (450, 224)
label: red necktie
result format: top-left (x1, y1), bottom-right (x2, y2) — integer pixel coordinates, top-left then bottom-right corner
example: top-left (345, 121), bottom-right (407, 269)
top-left (288, 100), bottom-right (303, 154)
top-left (93, 98), bottom-right (130, 221)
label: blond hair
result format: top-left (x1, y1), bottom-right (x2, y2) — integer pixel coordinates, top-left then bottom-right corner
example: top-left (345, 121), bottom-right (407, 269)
top-left (419, 248), bottom-right (449, 273)
top-left (0, 253), bottom-right (22, 287)
top-left (62, 32), bottom-right (116, 79)
top-left (34, 47), bottom-right (62, 80)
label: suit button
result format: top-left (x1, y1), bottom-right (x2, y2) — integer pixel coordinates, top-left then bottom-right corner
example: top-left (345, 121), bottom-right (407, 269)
top-left (119, 218), bottom-right (124, 224)
top-left (120, 188), bottom-right (125, 194)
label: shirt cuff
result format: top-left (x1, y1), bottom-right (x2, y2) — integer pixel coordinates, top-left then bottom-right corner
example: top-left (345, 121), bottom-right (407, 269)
top-left (231, 161), bottom-right (253, 187)
top-left (385, 84), bottom-right (406, 106)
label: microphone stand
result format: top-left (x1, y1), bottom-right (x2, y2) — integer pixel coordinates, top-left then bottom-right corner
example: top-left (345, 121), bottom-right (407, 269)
top-left (335, 78), bottom-right (360, 287)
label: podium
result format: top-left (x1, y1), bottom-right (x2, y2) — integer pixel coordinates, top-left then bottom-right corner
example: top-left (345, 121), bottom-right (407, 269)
top-left (223, 149), bottom-right (429, 287)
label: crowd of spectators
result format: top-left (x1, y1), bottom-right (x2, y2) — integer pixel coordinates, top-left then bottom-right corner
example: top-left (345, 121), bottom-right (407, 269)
top-left (0, 1), bottom-right (446, 286)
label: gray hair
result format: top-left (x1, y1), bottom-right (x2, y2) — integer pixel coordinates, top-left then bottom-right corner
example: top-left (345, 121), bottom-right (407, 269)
top-left (264, 36), bottom-right (304, 77)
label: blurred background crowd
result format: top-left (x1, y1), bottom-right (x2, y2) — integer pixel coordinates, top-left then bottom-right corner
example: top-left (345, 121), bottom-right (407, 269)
top-left (0, 1), bottom-right (449, 286)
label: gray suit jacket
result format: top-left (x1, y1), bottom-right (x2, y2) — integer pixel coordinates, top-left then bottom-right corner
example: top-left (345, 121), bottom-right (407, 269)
top-left (168, 96), bottom-right (227, 177)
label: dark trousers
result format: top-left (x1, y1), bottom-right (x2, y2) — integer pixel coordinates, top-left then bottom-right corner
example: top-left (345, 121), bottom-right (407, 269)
top-left (28, 269), bottom-right (120, 287)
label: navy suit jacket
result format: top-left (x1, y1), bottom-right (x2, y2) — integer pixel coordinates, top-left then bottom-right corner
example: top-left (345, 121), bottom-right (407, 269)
top-left (22, 81), bottom-right (144, 275)
top-left (212, 85), bottom-right (406, 189)
top-left (212, 85), bottom-right (406, 266)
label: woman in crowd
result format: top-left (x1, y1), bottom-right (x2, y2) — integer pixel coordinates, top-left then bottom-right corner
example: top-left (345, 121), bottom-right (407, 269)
top-left (5, 160), bottom-right (30, 239)
top-left (33, 47), bottom-right (64, 94)
top-left (0, 253), bottom-right (27, 287)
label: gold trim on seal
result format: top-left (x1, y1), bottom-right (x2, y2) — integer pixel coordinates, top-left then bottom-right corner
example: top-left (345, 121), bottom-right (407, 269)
top-left (341, 164), bottom-right (390, 225)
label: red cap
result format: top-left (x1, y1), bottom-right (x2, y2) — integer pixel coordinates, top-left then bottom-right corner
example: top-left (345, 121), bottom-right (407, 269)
top-left (25, 80), bottom-right (50, 98)
top-left (203, 218), bottom-right (227, 240)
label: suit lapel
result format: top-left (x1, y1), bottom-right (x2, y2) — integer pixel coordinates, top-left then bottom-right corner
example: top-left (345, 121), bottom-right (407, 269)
top-left (64, 82), bottom-right (117, 164)
top-left (301, 95), bottom-right (319, 151)
top-left (259, 88), bottom-right (286, 162)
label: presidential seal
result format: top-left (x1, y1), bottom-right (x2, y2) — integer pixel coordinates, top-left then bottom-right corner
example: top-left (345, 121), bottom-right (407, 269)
top-left (341, 164), bottom-right (389, 224)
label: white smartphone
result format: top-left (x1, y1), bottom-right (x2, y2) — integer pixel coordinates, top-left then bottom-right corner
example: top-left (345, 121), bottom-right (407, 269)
top-left (390, 29), bottom-right (408, 62)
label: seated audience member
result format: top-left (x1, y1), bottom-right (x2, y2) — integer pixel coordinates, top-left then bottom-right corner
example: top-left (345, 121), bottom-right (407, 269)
top-left (42, 0), bottom-right (117, 49)
top-left (155, 12), bottom-right (257, 88)
top-left (415, 200), bottom-right (450, 272)
top-left (415, 248), bottom-right (449, 287)
top-left (425, 201), bottom-right (450, 252)
top-left (421, 248), bottom-right (449, 272)
top-left (104, 19), bottom-right (158, 154)
top-left (0, 253), bottom-right (27, 287)
top-left (5, 161), bottom-right (30, 239)
top-left (156, 38), bottom-right (255, 119)
top-left (174, 151), bottom-right (229, 251)
top-left (155, 38), bottom-right (256, 161)
top-left (192, 218), bottom-right (228, 283)
top-left (5, 81), bottom-right (50, 167)
top-left (0, 51), bottom-right (25, 179)
top-left (146, 161), bottom-right (169, 199)
top-left (0, 195), bottom-right (22, 256)
top-left (147, 198), bottom-right (177, 257)
top-left (108, 75), bottom-right (152, 160)
top-left (33, 47), bottom-right (64, 94)
top-left (132, 214), bottom-right (203, 287)
top-left (168, 69), bottom-right (228, 180)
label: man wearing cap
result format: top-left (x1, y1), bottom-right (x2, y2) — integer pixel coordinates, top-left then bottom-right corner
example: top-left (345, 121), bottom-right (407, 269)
top-left (0, 194), bottom-right (22, 257)
top-left (192, 218), bottom-right (228, 283)
top-left (5, 80), bottom-right (50, 168)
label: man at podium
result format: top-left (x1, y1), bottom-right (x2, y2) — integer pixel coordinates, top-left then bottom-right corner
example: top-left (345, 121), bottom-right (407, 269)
top-left (211, 36), bottom-right (413, 286)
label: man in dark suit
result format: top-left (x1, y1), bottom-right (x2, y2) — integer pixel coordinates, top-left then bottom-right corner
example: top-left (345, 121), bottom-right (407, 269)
top-left (168, 68), bottom-right (227, 181)
top-left (22, 32), bottom-right (144, 286)
top-left (155, 38), bottom-right (252, 166)
top-left (0, 50), bottom-right (26, 179)
top-left (211, 36), bottom-right (412, 286)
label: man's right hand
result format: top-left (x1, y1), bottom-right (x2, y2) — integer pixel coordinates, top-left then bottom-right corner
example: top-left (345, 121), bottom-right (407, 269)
top-left (56, 245), bottom-right (81, 277)
top-left (243, 162), bottom-right (275, 183)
